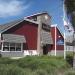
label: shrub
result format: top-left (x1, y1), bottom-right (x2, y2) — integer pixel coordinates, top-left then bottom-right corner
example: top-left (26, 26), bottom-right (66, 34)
top-left (64, 68), bottom-right (75, 75)
top-left (0, 53), bottom-right (2, 57)
top-left (66, 53), bottom-right (73, 67)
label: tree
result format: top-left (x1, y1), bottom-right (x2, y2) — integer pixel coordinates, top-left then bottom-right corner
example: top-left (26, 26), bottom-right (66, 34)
top-left (65, 0), bottom-right (75, 68)
top-left (64, 0), bottom-right (75, 30)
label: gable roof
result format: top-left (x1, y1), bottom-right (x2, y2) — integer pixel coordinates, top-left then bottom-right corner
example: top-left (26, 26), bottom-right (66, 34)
top-left (0, 18), bottom-right (38, 33)
top-left (0, 19), bottom-right (23, 32)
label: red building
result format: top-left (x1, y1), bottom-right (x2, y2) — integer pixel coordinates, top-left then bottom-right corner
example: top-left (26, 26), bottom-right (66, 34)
top-left (0, 12), bottom-right (64, 57)
top-left (50, 24), bottom-right (64, 56)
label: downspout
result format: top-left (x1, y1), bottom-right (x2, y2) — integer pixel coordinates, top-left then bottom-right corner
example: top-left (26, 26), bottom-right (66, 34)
top-left (55, 25), bottom-right (57, 56)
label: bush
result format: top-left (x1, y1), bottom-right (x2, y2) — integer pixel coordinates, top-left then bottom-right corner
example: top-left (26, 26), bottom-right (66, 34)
top-left (66, 53), bottom-right (73, 67)
top-left (64, 68), bottom-right (75, 75)
top-left (0, 53), bottom-right (2, 57)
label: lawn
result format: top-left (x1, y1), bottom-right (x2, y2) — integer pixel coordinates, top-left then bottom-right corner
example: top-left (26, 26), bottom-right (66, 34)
top-left (0, 55), bottom-right (73, 75)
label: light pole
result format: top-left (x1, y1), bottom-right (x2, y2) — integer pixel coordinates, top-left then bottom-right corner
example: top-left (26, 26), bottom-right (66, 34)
top-left (63, 0), bottom-right (66, 59)
top-left (73, 31), bottom-right (75, 68)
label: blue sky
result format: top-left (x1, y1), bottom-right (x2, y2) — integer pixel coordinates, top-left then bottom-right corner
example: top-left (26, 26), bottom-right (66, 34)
top-left (0, 0), bottom-right (64, 32)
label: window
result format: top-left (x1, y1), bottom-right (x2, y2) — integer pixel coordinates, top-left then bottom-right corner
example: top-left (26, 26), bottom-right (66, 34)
top-left (2, 42), bottom-right (22, 51)
top-left (3, 42), bottom-right (9, 51)
top-left (10, 43), bottom-right (15, 51)
top-left (3, 47), bottom-right (9, 51)
top-left (3, 42), bottom-right (9, 47)
top-left (42, 23), bottom-right (50, 31)
top-left (16, 43), bottom-right (21, 51)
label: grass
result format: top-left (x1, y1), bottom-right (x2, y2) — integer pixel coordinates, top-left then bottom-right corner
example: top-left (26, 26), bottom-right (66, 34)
top-left (0, 55), bottom-right (71, 75)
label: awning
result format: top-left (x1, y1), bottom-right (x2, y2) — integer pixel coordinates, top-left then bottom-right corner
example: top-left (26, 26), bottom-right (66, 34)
top-left (2, 34), bottom-right (26, 43)
top-left (41, 30), bottom-right (53, 44)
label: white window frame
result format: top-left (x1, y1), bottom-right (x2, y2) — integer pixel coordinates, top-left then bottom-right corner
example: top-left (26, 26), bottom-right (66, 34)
top-left (1, 42), bottom-right (23, 52)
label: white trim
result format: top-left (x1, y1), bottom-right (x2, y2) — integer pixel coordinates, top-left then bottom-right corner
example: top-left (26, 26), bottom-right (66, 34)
top-left (51, 24), bottom-right (64, 37)
top-left (9, 43), bottom-right (10, 51)
top-left (24, 50), bottom-right (38, 56)
top-left (24, 18), bottom-right (39, 24)
top-left (21, 43), bottom-right (23, 51)
top-left (1, 51), bottom-right (23, 52)
top-left (1, 42), bottom-right (3, 51)
top-left (51, 24), bottom-right (57, 27)
top-left (1, 20), bottom-right (24, 33)
top-left (1, 42), bottom-right (23, 52)
top-left (24, 12), bottom-right (51, 19)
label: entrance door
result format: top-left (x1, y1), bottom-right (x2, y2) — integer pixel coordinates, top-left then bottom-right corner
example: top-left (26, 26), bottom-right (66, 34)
top-left (43, 45), bottom-right (48, 55)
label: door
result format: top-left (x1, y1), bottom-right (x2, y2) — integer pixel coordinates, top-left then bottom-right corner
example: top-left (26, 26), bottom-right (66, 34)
top-left (43, 45), bottom-right (48, 55)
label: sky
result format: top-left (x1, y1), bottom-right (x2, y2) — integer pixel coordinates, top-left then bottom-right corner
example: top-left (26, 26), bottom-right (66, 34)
top-left (0, 0), bottom-right (64, 32)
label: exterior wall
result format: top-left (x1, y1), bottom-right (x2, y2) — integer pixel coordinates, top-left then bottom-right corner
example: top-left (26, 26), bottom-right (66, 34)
top-left (24, 50), bottom-right (38, 56)
top-left (1, 51), bottom-right (24, 57)
top-left (48, 50), bottom-right (64, 56)
top-left (3, 21), bottom-right (38, 50)
top-left (38, 14), bottom-right (51, 25)
top-left (50, 27), bottom-right (55, 50)
top-left (50, 27), bottom-right (64, 51)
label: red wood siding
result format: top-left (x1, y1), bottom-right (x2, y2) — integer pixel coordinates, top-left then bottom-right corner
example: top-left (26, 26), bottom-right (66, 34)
top-left (3, 21), bottom-right (38, 50)
top-left (50, 27), bottom-right (64, 51)
top-left (50, 27), bottom-right (55, 50)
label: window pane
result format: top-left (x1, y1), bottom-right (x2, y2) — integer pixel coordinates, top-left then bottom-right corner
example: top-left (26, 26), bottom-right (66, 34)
top-left (16, 47), bottom-right (21, 51)
top-left (3, 47), bottom-right (9, 51)
top-left (10, 47), bottom-right (15, 51)
top-left (10, 43), bottom-right (15, 47)
top-left (16, 43), bottom-right (21, 48)
top-left (3, 42), bottom-right (9, 47)
top-left (16, 43), bottom-right (21, 51)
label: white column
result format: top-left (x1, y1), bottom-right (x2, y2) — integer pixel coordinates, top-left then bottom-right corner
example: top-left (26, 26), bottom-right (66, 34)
top-left (21, 43), bottom-right (23, 51)
top-left (63, 0), bottom-right (66, 59)
top-left (55, 25), bottom-right (57, 56)
top-left (37, 16), bottom-right (42, 55)
top-left (64, 32), bottom-right (66, 59)
top-left (9, 43), bottom-right (10, 51)
top-left (1, 42), bottom-right (3, 51)
top-left (15, 43), bottom-right (16, 51)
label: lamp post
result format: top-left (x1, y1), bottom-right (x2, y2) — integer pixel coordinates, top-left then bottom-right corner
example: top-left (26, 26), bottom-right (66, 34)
top-left (73, 31), bottom-right (75, 68)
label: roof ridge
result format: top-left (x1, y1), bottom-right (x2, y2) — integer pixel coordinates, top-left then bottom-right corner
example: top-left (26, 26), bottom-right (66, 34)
top-left (24, 11), bottom-right (51, 19)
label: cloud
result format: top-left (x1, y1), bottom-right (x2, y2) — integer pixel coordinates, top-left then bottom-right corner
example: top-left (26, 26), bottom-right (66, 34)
top-left (0, 0), bottom-right (30, 17)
